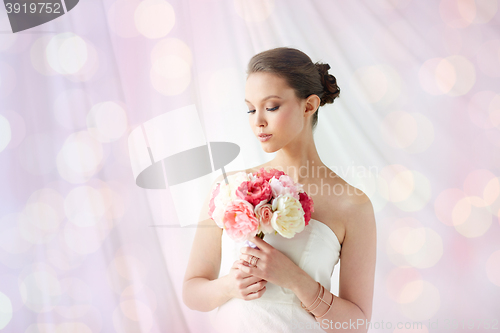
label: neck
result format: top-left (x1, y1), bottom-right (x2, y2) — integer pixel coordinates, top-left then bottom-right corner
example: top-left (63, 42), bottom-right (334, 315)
top-left (269, 131), bottom-right (324, 184)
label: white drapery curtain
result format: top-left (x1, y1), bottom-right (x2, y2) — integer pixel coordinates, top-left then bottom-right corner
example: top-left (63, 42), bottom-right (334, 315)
top-left (1, 0), bottom-right (500, 332)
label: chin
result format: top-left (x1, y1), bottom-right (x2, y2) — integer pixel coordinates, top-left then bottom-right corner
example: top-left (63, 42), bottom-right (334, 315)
top-left (261, 145), bottom-right (279, 153)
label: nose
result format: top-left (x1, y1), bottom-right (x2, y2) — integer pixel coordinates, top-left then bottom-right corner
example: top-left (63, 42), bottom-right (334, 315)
top-left (254, 108), bottom-right (267, 127)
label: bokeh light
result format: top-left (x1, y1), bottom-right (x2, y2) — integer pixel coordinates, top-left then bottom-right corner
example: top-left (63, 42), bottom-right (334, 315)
top-left (467, 91), bottom-right (500, 129)
top-left (0, 213), bottom-right (32, 254)
top-left (150, 38), bottom-right (192, 96)
top-left (87, 101), bottom-right (128, 143)
top-left (486, 250), bottom-right (500, 287)
top-left (399, 280), bottom-right (440, 321)
top-left (0, 291), bottom-right (12, 329)
top-left (386, 267), bottom-right (423, 304)
top-left (0, 110), bottom-right (26, 150)
top-left (19, 264), bottom-right (62, 313)
top-left (234, 0), bottom-right (275, 22)
top-left (419, 56), bottom-right (476, 96)
top-left (452, 196), bottom-right (492, 238)
top-left (65, 186), bottom-right (107, 227)
top-left (108, 0), bottom-right (142, 38)
top-left (387, 218), bottom-right (443, 269)
top-left (476, 39), bottom-right (500, 77)
top-left (25, 322), bottom-right (94, 333)
top-left (31, 34), bottom-right (99, 81)
top-left (435, 188), bottom-right (467, 226)
top-left (378, 165), bottom-right (432, 212)
top-left (120, 283), bottom-right (158, 313)
top-left (440, 0), bottom-right (498, 27)
top-left (135, 0), bottom-right (175, 39)
top-left (56, 131), bottom-right (104, 184)
top-left (374, 0), bottom-right (412, 10)
top-left (46, 33), bottom-right (88, 75)
top-left (381, 111), bottom-right (435, 153)
top-left (463, 169), bottom-right (499, 206)
top-left (419, 57), bottom-right (455, 95)
top-left (18, 200), bottom-right (62, 245)
top-left (0, 114), bottom-right (11, 152)
top-left (351, 64), bottom-right (401, 106)
top-left (112, 299), bottom-right (154, 332)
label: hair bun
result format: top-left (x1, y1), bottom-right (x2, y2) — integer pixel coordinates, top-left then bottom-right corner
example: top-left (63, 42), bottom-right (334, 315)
top-left (315, 62), bottom-right (340, 106)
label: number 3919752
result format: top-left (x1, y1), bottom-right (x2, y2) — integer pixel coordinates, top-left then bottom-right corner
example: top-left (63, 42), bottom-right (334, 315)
top-left (5, 2), bottom-right (62, 14)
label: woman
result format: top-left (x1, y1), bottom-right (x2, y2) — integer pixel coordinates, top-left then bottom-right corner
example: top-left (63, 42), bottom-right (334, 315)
top-left (183, 47), bottom-right (376, 333)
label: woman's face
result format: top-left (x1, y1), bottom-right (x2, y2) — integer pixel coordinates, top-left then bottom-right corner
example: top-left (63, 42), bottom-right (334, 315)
top-left (245, 72), bottom-right (306, 153)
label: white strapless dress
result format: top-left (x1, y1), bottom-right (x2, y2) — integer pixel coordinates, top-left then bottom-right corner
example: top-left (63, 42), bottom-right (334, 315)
top-left (210, 219), bottom-right (341, 333)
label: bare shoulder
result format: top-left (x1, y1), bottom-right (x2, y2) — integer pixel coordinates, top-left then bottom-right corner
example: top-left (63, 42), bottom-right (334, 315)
top-left (334, 181), bottom-right (376, 244)
top-left (324, 175), bottom-right (375, 233)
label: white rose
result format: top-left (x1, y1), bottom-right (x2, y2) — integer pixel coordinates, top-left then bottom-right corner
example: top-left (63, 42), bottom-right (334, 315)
top-left (271, 193), bottom-right (305, 238)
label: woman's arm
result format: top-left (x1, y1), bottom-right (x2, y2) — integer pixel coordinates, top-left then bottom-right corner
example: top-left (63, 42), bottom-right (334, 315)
top-left (290, 193), bottom-right (377, 332)
top-left (182, 173), bottom-right (267, 312)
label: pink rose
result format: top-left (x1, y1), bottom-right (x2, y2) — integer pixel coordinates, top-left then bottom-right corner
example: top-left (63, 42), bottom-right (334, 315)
top-left (299, 192), bottom-right (314, 226)
top-left (223, 200), bottom-right (260, 242)
top-left (254, 167), bottom-right (286, 183)
top-left (208, 182), bottom-right (221, 218)
top-left (254, 201), bottom-right (274, 234)
top-left (235, 177), bottom-right (273, 206)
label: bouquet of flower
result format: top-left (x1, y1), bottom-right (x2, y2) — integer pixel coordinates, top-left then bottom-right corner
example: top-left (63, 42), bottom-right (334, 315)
top-left (207, 167), bottom-right (314, 246)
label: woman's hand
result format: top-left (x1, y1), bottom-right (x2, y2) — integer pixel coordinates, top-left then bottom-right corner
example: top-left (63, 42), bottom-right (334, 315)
top-left (238, 235), bottom-right (303, 290)
top-left (224, 259), bottom-right (267, 301)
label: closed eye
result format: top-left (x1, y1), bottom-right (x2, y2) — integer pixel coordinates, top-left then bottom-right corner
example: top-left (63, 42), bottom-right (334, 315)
top-left (247, 106), bottom-right (280, 114)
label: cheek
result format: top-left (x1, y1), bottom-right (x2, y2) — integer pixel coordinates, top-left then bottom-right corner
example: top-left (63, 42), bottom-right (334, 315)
top-left (275, 111), bottom-right (302, 133)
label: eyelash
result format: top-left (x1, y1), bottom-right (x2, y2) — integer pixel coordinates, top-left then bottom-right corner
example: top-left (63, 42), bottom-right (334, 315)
top-left (247, 106), bottom-right (279, 114)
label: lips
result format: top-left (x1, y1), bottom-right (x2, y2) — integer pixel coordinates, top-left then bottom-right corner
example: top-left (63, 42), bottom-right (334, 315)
top-left (258, 134), bottom-right (271, 137)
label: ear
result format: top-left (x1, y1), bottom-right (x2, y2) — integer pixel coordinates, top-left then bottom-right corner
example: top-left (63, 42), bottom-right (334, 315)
top-left (304, 94), bottom-right (321, 118)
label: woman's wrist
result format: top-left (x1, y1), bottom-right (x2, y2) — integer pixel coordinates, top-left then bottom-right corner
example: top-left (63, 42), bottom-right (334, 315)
top-left (219, 274), bottom-right (233, 301)
top-left (289, 269), bottom-right (319, 308)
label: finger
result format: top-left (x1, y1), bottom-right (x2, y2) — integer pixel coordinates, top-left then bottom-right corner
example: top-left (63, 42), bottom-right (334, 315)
top-left (240, 246), bottom-right (262, 257)
top-left (238, 262), bottom-right (253, 275)
top-left (245, 280), bottom-right (266, 293)
top-left (244, 285), bottom-right (266, 300)
top-left (248, 235), bottom-right (273, 251)
top-left (241, 275), bottom-right (264, 285)
top-left (239, 253), bottom-right (259, 263)
top-left (239, 262), bottom-right (264, 279)
top-left (231, 259), bottom-right (244, 269)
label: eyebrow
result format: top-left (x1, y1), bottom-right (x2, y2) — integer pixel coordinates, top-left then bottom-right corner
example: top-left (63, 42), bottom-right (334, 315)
top-left (244, 95), bottom-right (282, 104)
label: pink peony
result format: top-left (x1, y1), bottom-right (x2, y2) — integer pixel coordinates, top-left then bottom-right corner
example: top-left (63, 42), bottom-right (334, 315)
top-left (254, 201), bottom-right (275, 234)
top-left (254, 167), bottom-right (286, 183)
top-left (269, 175), bottom-right (301, 200)
top-left (235, 177), bottom-right (273, 206)
top-left (208, 182), bottom-right (221, 218)
top-left (222, 200), bottom-right (260, 242)
top-left (299, 192), bottom-right (314, 226)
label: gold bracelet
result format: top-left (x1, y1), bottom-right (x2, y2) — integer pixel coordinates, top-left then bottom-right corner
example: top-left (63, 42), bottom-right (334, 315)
top-left (307, 284), bottom-right (325, 313)
top-left (300, 282), bottom-right (322, 312)
top-left (314, 292), bottom-right (335, 319)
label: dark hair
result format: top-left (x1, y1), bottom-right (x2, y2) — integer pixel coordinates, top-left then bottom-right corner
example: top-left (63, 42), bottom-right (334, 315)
top-left (246, 47), bottom-right (340, 131)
